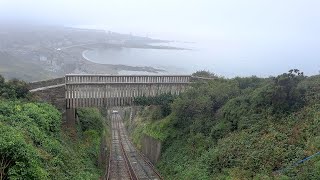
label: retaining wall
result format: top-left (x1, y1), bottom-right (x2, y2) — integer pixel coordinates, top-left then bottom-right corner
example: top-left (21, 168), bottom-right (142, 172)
top-left (29, 77), bottom-right (65, 90)
top-left (32, 85), bottom-right (66, 111)
top-left (141, 135), bottom-right (162, 164)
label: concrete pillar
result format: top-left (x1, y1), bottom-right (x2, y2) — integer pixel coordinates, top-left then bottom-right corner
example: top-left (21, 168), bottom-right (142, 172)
top-left (84, 85), bottom-right (87, 107)
top-left (101, 86), bottom-right (104, 107)
top-left (119, 86), bottom-right (123, 106)
top-left (76, 85), bottom-right (79, 107)
top-left (74, 85), bottom-right (77, 108)
top-left (66, 85), bottom-right (69, 109)
top-left (71, 85), bottom-right (74, 108)
top-left (91, 86), bottom-right (96, 107)
top-left (65, 108), bottom-right (76, 128)
top-left (82, 85), bottom-right (85, 107)
top-left (93, 86), bottom-right (96, 107)
top-left (119, 86), bottom-right (122, 106)
top-left (92, 89), bottom-right (95, 107)
top-left (87, 85), bottom-right (89, 107)
top-left (99, 86), bottom-right (105, 107)
top-left (115, 85), bottom-right (118, 106)
top-left (99, 86), bottom-right (101, 107)
top-left (101, 86), bottom-right (103, 107)
top-left (77, 85), bottom-right (81, 108)
top-left (88, 86), bottom-right (91, 107)
top-left (117, 86), bottom-right (121, 106)
top-left (105, 85), bottom-right (108, 107)
top-left (96, 86), bottom-right (99, 107)
top-left (83, 85), bottom-right (86, 107)
top-left (108, 85), bottom-right (111, 107)
top-left (75, 85), bottom-right (79, 108)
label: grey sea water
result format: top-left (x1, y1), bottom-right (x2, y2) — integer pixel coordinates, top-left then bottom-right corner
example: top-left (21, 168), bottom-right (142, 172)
top-left (83, 41), bottom-right (320, 77)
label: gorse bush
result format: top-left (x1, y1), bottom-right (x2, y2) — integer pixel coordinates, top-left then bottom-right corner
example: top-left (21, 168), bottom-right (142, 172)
top-left (0, 100), bottom-right (61, 179)
top-left (131, 70), bottom-right (320, 179)
top-left (134, 93), bottom-right (177, 117)
top-left (0, 100), bottom-right (103, 180)
top-left (0, 101), bottom-right (104, 179)
top-left (77, 108), bottom-right (104, 135)
top-left (0, 75), bottom-right (106, 179)
top-left (0, 123), bottom-right (47, 180)
top-left (76, 107), bottom-right (106, 166)
top-left (0, 75), bottom-right (29, 99)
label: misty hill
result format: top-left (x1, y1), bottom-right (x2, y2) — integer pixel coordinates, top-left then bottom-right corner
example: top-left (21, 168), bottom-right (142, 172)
top-left (0, 24), bottom-right (174, 82)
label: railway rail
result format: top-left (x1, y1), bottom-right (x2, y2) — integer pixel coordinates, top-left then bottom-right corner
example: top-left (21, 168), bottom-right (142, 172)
top-left (107, 113), bottom-right (163, 180)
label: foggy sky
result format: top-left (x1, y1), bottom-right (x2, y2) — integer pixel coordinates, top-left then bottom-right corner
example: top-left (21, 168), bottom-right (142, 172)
top-left (1, 0), bottom-right (320, 76)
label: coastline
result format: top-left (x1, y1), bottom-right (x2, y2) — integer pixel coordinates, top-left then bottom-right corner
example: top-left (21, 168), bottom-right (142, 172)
top-left (76, 47), bottom-right (166, 74)
top-left (82, 49), bottom-right (91, 62)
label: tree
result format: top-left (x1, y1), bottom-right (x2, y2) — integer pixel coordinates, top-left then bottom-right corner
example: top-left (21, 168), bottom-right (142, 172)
top-left (0, 123), bottom-right (47, 180)
top-left (192, 70), bottom-right (217, 78)
top-left (269, 69), bottom-right (306, 114)
top-left (0, 76), bottom-right (30, 99)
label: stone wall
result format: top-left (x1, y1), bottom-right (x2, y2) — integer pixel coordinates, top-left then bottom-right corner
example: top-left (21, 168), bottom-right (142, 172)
top-left (31, 85), bottom-right (79, 129)
top-left (31, 85), bottom-right (65, 111)
top-left (29, 77), bottom-right (65, 90)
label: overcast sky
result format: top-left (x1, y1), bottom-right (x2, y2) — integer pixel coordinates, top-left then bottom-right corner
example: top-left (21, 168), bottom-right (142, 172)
top-left (1, 0), bottom-right (320, 40)
top-left (1, 0), bottom-right (320, 76)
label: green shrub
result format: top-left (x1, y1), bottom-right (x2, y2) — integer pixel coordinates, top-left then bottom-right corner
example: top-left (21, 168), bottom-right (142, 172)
top-left (0, 123), bottom-right (48, 179)
top-left (133, 70), bottom-right (320, 179)
top-left (0, 100), bottom-right (104, 179)
top-left (0, 75), bottom-right (30, 99)
top-left (77, 108), bottom-right (104, 134)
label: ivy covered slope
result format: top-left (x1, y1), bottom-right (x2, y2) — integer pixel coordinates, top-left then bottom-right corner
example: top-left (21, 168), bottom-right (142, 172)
top-left (0, 75), bottom-right (105, 180)
top-left (133, 70), bottom-right (320, 179)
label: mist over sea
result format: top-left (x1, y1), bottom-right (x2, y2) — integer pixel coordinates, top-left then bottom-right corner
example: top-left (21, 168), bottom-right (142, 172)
top-left (82, 39), bottom-right (319, 77)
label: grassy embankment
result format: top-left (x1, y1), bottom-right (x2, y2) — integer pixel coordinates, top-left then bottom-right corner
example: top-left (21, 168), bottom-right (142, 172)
top-left (130, 70), bottom-right (320, 179)
top-left (0, 75), bottom-right (110, 179)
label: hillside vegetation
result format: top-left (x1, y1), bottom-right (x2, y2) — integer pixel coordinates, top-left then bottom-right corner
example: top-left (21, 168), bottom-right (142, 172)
top-left (0, 75), bottom-right (106, 179)
top-left (132, 70), bottom-right (320, 179)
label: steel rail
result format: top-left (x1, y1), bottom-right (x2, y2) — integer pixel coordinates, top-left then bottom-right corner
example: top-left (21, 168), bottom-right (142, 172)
top-left (117, 118), bottom-right (138, 180)
top-left (106, 114), bottom-right (133, 180)
top-left (118, 115), bottom-right (163, 180)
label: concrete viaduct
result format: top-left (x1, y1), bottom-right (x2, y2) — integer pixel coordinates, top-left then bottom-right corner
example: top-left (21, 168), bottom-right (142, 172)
top-left (65, 74), bottom-right (191, 108)
top-left (30, 74), bottom-right (192, 125)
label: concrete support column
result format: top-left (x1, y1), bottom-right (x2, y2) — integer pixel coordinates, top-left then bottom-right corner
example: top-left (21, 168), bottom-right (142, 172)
top-left (65, 108), bottom-right (76, 128)
top-left (97, 86), bottom-right (100, 107)
top-left (71, 85), bottom-right (75, 108)
top-left (88, 86), bottom-right (91, 107)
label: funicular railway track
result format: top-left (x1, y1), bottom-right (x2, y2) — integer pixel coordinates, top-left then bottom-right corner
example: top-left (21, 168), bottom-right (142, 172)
top-left (106, 114), bottom-right (133, 180)
top-left (107, 113), bottom-right (163, 180)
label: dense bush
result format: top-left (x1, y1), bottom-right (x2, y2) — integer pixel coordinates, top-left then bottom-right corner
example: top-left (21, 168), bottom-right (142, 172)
top-left (0, 75), bottom-right (106, 179)
top-left (130, 70), bottom-right (320, 179)
top-left (192, 70), bottom-right (217, 78)
top-left (0, 100), bottom-right (104, 179)
top-left (77, 108), bottom-right (104, 135)
top-left (76, 108), bottom-right (106, 165)
top-left (134, 93), bottom-right (177, 117)
top-left (0, 123), bottom-right (47, 179)
top-left (0, 75), bottom-right (29, 99)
